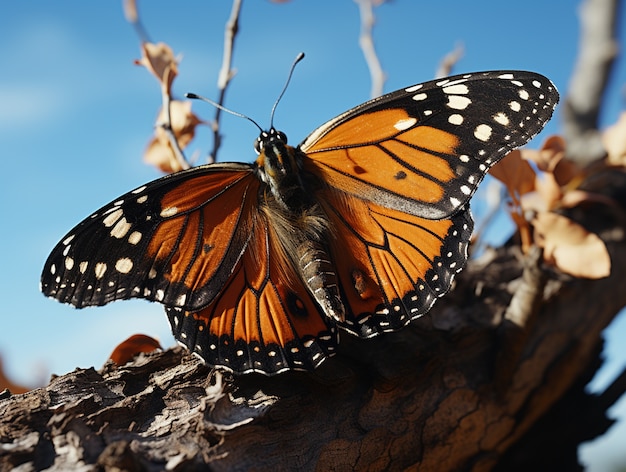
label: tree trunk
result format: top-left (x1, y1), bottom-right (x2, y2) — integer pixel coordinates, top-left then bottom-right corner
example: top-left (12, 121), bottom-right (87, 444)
top-left (1, 167), bottom-right (625, 471)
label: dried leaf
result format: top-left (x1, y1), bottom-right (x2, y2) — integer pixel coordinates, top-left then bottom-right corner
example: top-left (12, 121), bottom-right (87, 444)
top-left (489, 150), bottom-right (536, 199)
top-left (145, 101), bottom-right (203, 173)
top-left (525, 135), bottom-right (565, 172)
top-left (533, 212), bottom-right (610, 279)
top-left (534, 172), bottom-right (562, 211)
top-left (135, 42), bottom-right (178, 94)
top-left (604, 112), bottom-right (626, 166)
top-left (157, 100), bottom-right (203, 148)
top-left (143, 137), bottom-right (178, 173)
top-left (109, 334), bottom-right (162, 366)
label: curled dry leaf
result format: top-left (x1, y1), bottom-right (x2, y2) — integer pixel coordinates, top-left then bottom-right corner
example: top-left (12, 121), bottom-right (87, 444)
top-left (135, 42), bottom-right (178, 94)
top-left (533, 212), bottom-right (610, 279)
top-left (145, 100), bottom-right (203, 173)
top-left (489, 150), bottom-right (536, 200)
top-left (604, 112), bottom-right (626, 166)
top-left (109, 334), bottom-right (162, 366)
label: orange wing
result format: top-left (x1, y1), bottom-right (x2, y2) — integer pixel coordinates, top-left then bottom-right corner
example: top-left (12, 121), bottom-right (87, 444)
top-left (301, 71), bottom-right (559, 219)
top-left (299, 71), bottom-right (558, 337)
top-left (317, 189), bottom-right (472, 337)
top-left (167, 211), bottom-right (337, 374)
top-left (41, 163), bottom-right (260, 312)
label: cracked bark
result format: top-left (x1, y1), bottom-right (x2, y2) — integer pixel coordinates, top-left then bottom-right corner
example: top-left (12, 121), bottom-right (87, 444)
top-left (2, 167), bottom-right (625, 471)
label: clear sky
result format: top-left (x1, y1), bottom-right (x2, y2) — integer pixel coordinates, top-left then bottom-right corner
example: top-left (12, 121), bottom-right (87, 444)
top-left (2, 1), bottom-right (625, 469)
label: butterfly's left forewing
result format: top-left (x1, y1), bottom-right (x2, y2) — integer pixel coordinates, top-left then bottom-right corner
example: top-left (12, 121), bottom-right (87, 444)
top-left (41, 163), bottom-right (260, 311)
top-left (302, 71), bottom-right (559, 220)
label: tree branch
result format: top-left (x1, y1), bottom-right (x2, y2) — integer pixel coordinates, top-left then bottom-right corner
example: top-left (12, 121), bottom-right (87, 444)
top-left (562, 0), bottom-right (620, 165)
top-left (209, 0), bottom-right (242, 163)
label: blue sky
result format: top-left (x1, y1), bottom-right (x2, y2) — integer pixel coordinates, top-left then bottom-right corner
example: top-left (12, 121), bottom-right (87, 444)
top-left (2, 1), bottom-right (625, 469)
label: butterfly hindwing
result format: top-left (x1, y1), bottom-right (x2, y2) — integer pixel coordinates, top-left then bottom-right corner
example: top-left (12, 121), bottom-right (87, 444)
top-left (318, 189), bottom-right (473, 338)
top-left (166, 211), bottom-right (338, 374)
top-left (302, 70), bottom-right (558, 220)
top-left (41, 162), bottom-right (260, 311)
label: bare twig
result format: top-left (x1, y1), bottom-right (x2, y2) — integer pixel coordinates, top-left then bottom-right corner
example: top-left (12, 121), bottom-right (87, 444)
top-left (209, 0), bottom-right (243, 163)
top-left (435, 42), bottom-right (464, 78)
top-left (123, 0), bottom-right (151, 43)
top-left (354, 0), bottom-right (386, 98)
top-left (160, 78), bottom-right (191, 171)
top-left (562, 0), bottom-right (620, 166)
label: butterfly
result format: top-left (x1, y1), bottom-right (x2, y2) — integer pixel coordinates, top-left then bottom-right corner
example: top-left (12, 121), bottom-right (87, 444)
top-left (41, 70), bottom-right (558, 375)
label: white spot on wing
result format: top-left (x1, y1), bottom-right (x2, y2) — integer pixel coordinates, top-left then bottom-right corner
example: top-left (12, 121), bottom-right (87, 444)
top-left (103, 208), bottom-right (123, 228)
top-left (405, 84), bottom-right (423, 92)
top-left (393, 117), bottom-right (417, 131)
top-left (128, 231), bottom-right (142, 245)
top-left (115, 258), bottom-right (133, 274)
top-left (509, 101), bottom-right (521, 112)
top-left (448, 114), bottom-right (464, 125)
top-left (442, 84), bottom-right (469, 95)
top-left (474, 124), bottom-right (492, 142)
top-left (447, 95), bottom-right (471, 110)
top-left (160, 206), bottom-right (178, 217)
top-left (94, 262), bottom-right (107, 279)
top-left (132, 185), bottom-right (147, 194)
top-left (65, 257), bottom-right (74, 270)
top-left (79, 261), bottom-right (88, 274)
top-left (493, 112), bottom-right (510, 126)
top-left (111, 217), bottom-right (131, 239)
top-left (412, 93), bottom-right (427, 101)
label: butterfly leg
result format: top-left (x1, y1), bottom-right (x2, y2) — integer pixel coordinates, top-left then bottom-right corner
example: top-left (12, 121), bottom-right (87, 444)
top-left (297, 240), bottom-right (345, 323)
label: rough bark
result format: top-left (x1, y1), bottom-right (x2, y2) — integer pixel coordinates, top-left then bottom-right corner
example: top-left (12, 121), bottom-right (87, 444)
top-left (1, 167), bottom-right (625, 471)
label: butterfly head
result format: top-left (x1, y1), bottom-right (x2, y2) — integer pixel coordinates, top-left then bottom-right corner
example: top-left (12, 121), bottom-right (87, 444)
top-left (254, 127), bottom-right (288, 155)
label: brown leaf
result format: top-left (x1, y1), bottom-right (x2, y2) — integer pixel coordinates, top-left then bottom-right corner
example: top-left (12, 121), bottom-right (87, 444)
top-left (143, 137), bottom-right (182, 173)
top-left (533, 172), bottom-right (562, 211)
top-left (604, 112), bottom-right (626, 166)
top-left (135, 42), bottom-right (178, 94)
top-left (533, 212), bottom-right (611, 279)
top-left (145, 101), bottom-right (203, 173)
top-left (157, 100), bottom-right (203, 148)
top-left (489, 150), bottom-right (536, 199)
top-left (109, 334), bottom-right (162, 366)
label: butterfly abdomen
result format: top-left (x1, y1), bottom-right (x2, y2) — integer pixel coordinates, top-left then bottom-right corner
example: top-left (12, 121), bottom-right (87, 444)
top-left (257, 132), bottom-right (345, 323)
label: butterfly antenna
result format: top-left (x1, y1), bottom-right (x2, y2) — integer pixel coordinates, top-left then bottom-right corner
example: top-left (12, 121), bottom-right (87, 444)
top-left (270, 52), bottom-right (305, 129)
top-left (185, 92), bottom-right (264, 134)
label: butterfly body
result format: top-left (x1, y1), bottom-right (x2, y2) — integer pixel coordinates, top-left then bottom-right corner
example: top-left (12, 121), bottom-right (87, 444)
top-left (253, 128), bottom-right (345, 322)
top-left (42, 70), bottom-right (559, 374)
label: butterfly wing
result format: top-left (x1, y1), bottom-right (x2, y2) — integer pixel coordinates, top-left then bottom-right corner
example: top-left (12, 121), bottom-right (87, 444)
top-left (318, 189), bottom-right (472, 337)
top-left (301, 71), bottom-right (558, 336)
top-left (301, 70), bottom-right (559, 219)
top-left (42, 162), bottom-right (338, 374)
top-left (41, 162), bottom-right (261, 312)
top-left (166, 207), bottom-right (337, 374)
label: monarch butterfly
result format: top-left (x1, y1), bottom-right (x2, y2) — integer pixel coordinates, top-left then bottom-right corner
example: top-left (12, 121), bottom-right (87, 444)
top-left (41, 69), bottom-right (558, 375)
